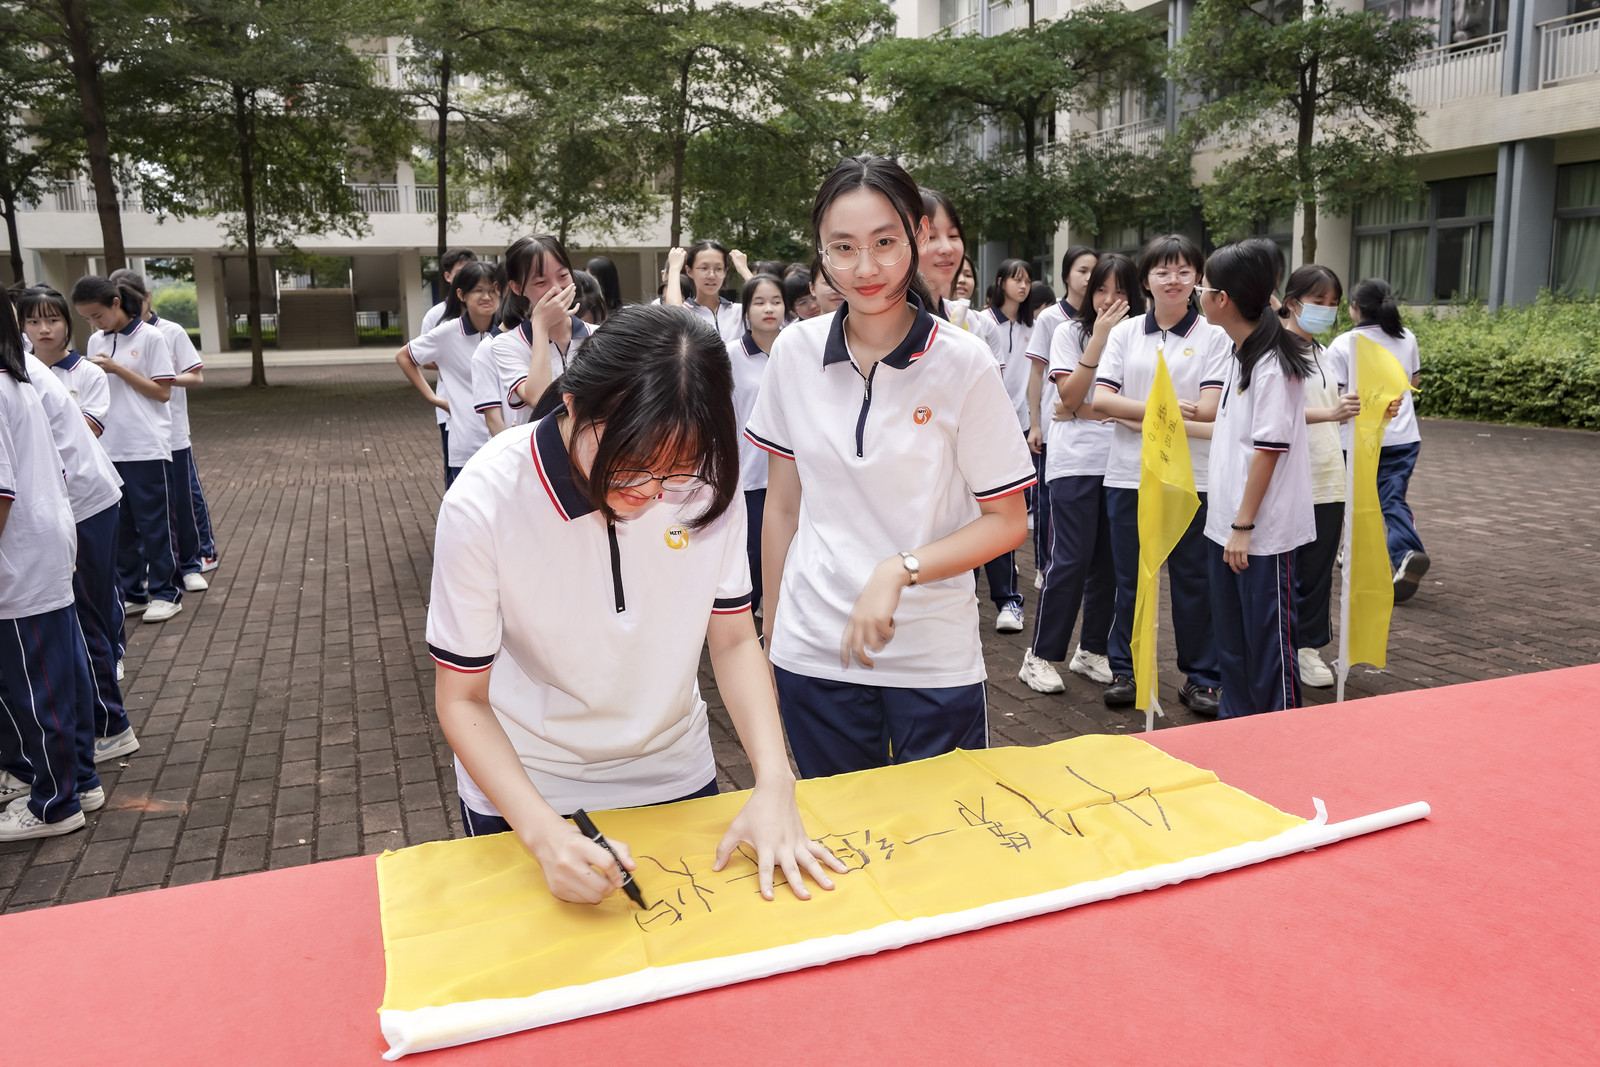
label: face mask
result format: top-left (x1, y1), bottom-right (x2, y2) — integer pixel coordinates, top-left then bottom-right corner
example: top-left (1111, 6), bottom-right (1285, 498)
top-left (1296, 302), bottom-right (1338, 334)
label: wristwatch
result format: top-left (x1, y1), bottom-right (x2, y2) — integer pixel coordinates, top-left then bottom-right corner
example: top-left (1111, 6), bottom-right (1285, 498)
top-left (899, 551), bottom-right (920, 586)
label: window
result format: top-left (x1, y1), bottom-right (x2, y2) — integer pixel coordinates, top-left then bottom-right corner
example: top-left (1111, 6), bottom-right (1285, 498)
top-left (1366, 0), bottom-right (1510, 45)
top-left (1554, 162), bottom-right (1600, 297)
top-left (1352, 176), bottom-right (1495, 302)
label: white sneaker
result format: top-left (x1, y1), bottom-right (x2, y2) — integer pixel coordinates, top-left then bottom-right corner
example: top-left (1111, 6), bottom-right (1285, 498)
top-left (94, 726), bottom-right (140, 763)
top-left (123, 600), bottom-right (148, 616)
top-left (1298, 647), bottom-right (1334, 688)
top-left (1068, 647), bottom-right (1114, 685)
top-left (143, 599), bottom-right (183, 623)
top-left (1034, 570), bottom-right (1044, 590)
top-left (995, 603), bottom-right (1025, 633)
top-left (79, 786), bottom-right (106, 812)
top-left (1018, 649), bottom-right (1065, 693)
top-left (0, 796), bottom-right (85, 840)
top-left (0, 770), bottom-right (29, 805)
top-left (182, 572), bottom-right (209, 592)
top-left (199, 555), bottom-right (220, 573)
top-left (116, 658), bottom-right (124, 681)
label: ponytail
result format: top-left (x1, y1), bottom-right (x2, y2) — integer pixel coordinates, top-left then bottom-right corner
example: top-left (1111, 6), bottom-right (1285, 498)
top-left (1350, 278), bottom-right (1404, 340)
top-left (1, 289), bottom-right (31, 380)
top-left (1205, 243), bottom-right (1314, 390)
top-left (71, 274), bottom-right (143, 323)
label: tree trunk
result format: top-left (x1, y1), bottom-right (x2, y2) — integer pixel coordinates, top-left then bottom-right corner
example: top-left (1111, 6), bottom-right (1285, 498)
top-left (235, 86), bottom-right (266, 388)
top-left (668, 55), bottom-right (692, 247)
top-left (3, 196), bottom-right (23, 284)
top-left (1298, 10), bottom-right (1322, 266)
top-left (1023, 109), bottom-right (1042, 259)
top-left (436, 51), bottom-right (450, 264)
top-left (60, 0), bottom-right (125, 271)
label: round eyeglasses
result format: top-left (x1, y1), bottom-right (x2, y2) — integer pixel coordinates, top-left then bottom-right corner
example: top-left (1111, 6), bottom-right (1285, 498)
top-left (821, 235), bottom-right (911, 272)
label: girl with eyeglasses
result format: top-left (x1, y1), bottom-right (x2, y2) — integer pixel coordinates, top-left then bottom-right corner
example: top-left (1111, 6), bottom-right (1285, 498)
top-left (1091, 234), bottom-right (1231, 717)
top-left (1194, 242), bottom-right (1317, 718)
top-left (745, 155), bottom-right (1034, 778)
top-left (662, 240), bottom-right (746, 343)
top-left (730, 273), bottom-right (790, 614)
top-left (427, 303), bottom-right (847, 906)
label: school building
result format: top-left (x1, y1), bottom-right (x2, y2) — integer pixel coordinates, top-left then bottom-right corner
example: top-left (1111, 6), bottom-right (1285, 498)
top-left (898, 0), bottom-right (1600, 307)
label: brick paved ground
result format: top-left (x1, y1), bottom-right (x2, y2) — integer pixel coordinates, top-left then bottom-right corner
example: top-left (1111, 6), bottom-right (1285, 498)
top-left (2, 362), bottom-right (1596, 912)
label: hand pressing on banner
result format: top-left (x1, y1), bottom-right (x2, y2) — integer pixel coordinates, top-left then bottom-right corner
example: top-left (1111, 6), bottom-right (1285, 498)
top-left (713, 778), bottom-right (846, 902)
top-left (527, 815), bottom-right (637, 906)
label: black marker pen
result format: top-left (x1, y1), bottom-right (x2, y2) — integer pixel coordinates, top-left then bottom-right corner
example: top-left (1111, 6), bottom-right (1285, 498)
top-left (571, 808), bottom-right (647, 909)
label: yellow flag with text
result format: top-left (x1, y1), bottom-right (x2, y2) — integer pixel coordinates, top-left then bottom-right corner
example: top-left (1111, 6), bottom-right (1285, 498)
top-left (1346, 335), bottom-right (1416, 668)
top-left (1132, 354), bottom-right (1200, 711)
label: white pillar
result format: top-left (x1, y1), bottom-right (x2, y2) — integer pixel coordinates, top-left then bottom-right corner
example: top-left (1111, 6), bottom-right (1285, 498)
top-left (397, 248), bottom-right (425, 340)
top-left (193, 252), bottom-right (229, 355)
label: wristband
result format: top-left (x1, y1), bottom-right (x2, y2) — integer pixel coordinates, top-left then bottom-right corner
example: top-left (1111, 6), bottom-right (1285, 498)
top-left (1231, 522), bottom-right (1255, 531)
top-left (1079, 362), bottom-right (1099, 369)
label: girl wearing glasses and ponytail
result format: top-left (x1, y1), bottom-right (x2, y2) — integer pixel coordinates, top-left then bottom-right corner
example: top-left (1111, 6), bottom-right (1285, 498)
top-left (745, 155), bottom-right (1035, 779)
top-left (427, 304), bottom-right (847, 906)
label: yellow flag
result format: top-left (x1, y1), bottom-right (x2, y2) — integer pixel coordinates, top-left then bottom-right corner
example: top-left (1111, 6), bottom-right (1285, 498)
top-left (1344, 335), bottom-right (1417, 668)
top-left (1132, 353), bottom-right (1200, 713)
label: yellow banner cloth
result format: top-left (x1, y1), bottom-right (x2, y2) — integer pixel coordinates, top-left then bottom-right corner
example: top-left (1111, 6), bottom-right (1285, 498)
top-left (1346, 335), bottom-right (1416, 669)
top-left (1132, 353), bottom-right (1200, 712)
top-left (378, 735), bottom-right (1300, 1015)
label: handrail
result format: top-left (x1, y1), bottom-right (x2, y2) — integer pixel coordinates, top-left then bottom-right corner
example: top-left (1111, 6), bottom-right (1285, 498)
top-left (1536, 9), bottom-right (1600, 30)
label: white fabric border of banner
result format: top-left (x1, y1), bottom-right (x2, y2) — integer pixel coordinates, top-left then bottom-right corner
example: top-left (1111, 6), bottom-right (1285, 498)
top-left (380, 799), bottom-right (1429, 1059)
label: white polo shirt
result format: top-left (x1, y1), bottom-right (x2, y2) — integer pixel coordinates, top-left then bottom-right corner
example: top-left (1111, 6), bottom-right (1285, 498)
top-left (744, 294), bottom-right (1036, 688)
top-left (1326, 325), bottom-right (1422, 450)
top-left (469, 327), bottom-right (510, 430)
top-left (1205, 353), bottom-right (1315, 557)
top-left (1095, 308), bottom-right (1231, 492)
top-left (1026, 297), bottom-right (1079, 433)
top-left (729, 332), bottom-right (771, 493)
top-left (86, 319), bottom-right (175, 464)
top-left (1303, 343), bottom-right (1346, 505)
top-left (493, 316), bottom-right (593, 428)
top-left (982, 305), bottom-right (1033, 432)
top-left (939, 297), bottom-right (1001, 367)
top-left (148, 314), bottom-right (204, 452)
top-left (409, 317), bottom-right (491, 469)
top-left (425, 413), bottom-right (751, 815)
top-left (1044, 319), bottom-right (1114, 482)
top-left (0, 369), bottom-right (77, 619)
top-left (421, 303), bottom-right (450, 427)
top-left (25, 354), bottom-right (122, 522)
top-left (685, 295), bottom-right (744, 344)
top-left (45, 351), bottom-right (111, 435)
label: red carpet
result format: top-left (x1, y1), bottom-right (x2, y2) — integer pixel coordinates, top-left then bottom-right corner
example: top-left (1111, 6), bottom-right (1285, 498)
top-left (4, 666), bottom-right (1596, 1063)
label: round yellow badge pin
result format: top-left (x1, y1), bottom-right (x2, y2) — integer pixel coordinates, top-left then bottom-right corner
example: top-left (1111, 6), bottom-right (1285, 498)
top-left (664, 525), bottom-right (689, 550)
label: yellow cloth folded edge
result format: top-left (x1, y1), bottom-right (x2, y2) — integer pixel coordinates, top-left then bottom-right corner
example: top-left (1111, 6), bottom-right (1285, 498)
top-left (380, 800), bottom-right (1416, 1060)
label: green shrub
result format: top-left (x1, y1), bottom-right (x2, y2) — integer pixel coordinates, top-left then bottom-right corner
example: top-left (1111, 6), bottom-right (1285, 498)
top-left (151, 284), bottom-right (200, 329)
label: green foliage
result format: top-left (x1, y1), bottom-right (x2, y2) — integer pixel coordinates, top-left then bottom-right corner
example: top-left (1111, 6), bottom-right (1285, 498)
top-left (1404, 297), bottom-right (1600, 430)
top-left (1056, 136), bottom-right (1198, 245)
top-left (150, 283), bottom-right (199, 328)
top-left (1173, 0), bottom-right (1433, 263)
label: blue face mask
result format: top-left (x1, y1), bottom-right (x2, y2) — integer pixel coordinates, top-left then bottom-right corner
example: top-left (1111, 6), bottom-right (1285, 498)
top-left (1295, 301), bottom-right (1338, 334)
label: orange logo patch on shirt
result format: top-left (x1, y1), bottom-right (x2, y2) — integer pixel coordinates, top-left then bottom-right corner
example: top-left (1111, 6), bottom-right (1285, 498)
top-left (664, 525), bottom-right (689, 550)
top-left (913, 406), bottom-right (933, 425)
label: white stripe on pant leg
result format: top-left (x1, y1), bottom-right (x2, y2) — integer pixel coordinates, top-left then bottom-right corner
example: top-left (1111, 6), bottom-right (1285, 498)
top-left (10, 619), bottom-right (63, 822)
top-left (159, 466), bottom-right (179, 579)
top-left (73, 612), bottom-right (111, 721)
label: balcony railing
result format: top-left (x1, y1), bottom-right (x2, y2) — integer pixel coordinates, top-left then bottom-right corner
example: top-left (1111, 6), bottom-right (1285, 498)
top-left (1083, 116), bottom-right (1166, 154)
top-left (1398, 32), bottom-right (1505, 109)
top-left (1540, 10), bottom-right (1600, 87)
top-left (347, 182), bottom-right (402, 214)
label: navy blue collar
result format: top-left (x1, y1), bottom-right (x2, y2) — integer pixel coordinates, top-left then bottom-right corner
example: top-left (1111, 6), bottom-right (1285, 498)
top-left (1143, 307), bottom-right (1199, 337)
top-left (822, 292), bottom-right (938, 371)
top-left (460, 316), bottom-right (485, 337)
top-left (147, 313), bottom-right (162, 326)
top-left (739, 331), bottom-right (764, 357)
top-left (988, 304), bottom-right (1010, 324)
top-left (1059, 298), bottom-right (1078, 319)
top-left (531, 413), bottom-right (595, 522)
top-left (520, 316), bottom-right (591, 344)
top-left (116, 318), bottom-right (140, 337)
top-left (56, 349), bottom-right (84, 370)
top-left (687, 295), bottom-right (731, 312)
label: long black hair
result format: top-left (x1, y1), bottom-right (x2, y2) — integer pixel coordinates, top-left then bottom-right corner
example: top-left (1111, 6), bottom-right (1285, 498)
top-left (572, 270), bottom-right (608, 325)
top-left (537, 304), bottom-right (738, 530)
top-left (108, 268), bottom-right (151, 319)
top-left (1059, 244), bottom-right (1097, 306)
top-left (1205, 242), bottom-right (1314, 390)
top-left (1074, 254), bottom-right (1145, 345)
top-left (986, 258), bottom-right (1035, 326)
top-left (71, 274), bottom-right (143, 323)
top-left (1, 289), bottom-right (31, 380)
top-left (1350, 277), bottom-right (1405, 340)
top-left (584, 256), bottom-right (624, 312)
top-left (1026, 281), bottom-right (1056, 320)
top-left (14, 284), bottom-right (72, 325)
top-left (684, 240), bottom-right (727, 300)
top-left (502, 234), bottom-right (573, 325)
top-left (1280, 264), bottom-right (1343, 324)
top-left (811, 155), bottom-right (937, 310)
top-left (740, 272), bottom-right (789, 328)
top-left (442, 259), bottom-right (500, 324)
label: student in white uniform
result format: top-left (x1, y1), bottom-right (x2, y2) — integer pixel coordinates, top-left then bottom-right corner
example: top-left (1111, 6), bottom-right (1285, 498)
top-left (109, 270), bottom-right (212, 592)
top-left (662, 241), bottom-right (744, 343)
top-left (1025, 246), bottom-right (1097, 580)
top-left (489, 236), bottom-right (593, 426)
top-left (1326, 278), bottom-right (1429, 602)
top-left (428, 303), bottom-right (845, 904)
top-left (71, 275), bottom-right (183, 623)
top-left (420, 249), bottom-right (479, 480)
top-left (954, 255), bottom-right (977, 302)
top-left (1195, 242), bottom-right (1317, 718)
top-left (1279, 265), bottom-right (1360, 690)
top-left (0, 313), bottom-right (102, 840)
top-left (1091, 235), bottom-right (1230, 715)
top-left (729, 273), bottom-right (787, 615)
top-left (981, 258), bottom-right (1037, 632)
top-left (396, 260), bottom-right (501, 486)
top-left (746, 154), bottom-right (1034, 778)
top-left (810, 270), bottom-right (844, 316)
top-left (785, 270), bottom-right (821, 320)
top-left (1018, 254), bottom-right (1143, 694)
